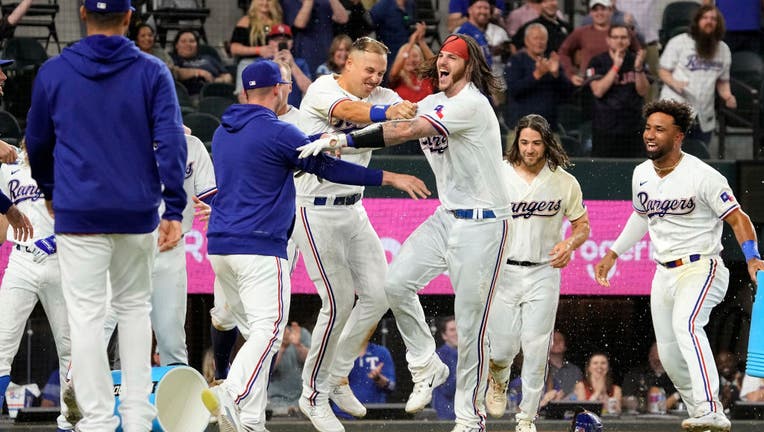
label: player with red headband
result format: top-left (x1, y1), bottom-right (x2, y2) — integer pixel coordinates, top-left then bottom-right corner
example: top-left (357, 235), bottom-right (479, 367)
top-left (297, 34), bottom-right (512, 432)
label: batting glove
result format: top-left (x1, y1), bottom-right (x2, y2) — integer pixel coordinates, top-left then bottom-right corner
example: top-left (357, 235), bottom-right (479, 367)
top-left (296, 134), bottom-right (348, 159)
top-left (31, 235), bottom-right (56, 263)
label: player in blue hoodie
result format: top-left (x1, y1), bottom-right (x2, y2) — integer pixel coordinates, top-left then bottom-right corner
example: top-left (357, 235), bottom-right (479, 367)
top-left (25, 1), bottom-right (187, 431)
top-left (200, 60), bottom-right (429, 432)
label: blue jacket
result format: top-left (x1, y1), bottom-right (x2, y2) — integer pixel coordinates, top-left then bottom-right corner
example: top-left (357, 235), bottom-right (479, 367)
top-left (207, 104), bottom-right (382, 258)
top-left (433, 343), bottom-right (457, 420)
top-left (26, 35), bottom-right (187, 234)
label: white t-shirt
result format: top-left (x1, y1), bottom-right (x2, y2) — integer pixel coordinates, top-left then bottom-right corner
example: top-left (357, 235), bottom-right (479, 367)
top-left (416, 83), bottom-right (511, 217)
top-left (659, 33), bottom-right (731, 132)
top-left (0, 158), bottom-right (53, 246)
top-left (503, 161), bottom-right (586, 262)
top-left (485, 23), bottom-right (510, 82)
top-left (279, 104), bottom-right (300, 125)
top-left (631, 153), bottom-right (738, 262)
top-left (296, 74), bottom-right (401, 197)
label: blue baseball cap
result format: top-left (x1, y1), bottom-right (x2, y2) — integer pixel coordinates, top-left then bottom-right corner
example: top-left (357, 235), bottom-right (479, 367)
top-left (0, 59), bottom-right (13, 67)
top-left (84, 0), bottom-right (134, 13)
top-left (242, 61), bottom-right (288, 90)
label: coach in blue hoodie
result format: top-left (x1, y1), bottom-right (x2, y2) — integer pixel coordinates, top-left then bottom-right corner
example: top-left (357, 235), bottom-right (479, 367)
top-left (25, 0), bottom-right (187, 431)
top-left (202, 60), bottom-right (428, 432)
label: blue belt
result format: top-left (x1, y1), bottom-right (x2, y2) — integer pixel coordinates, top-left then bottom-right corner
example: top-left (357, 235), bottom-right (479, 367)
top-left (451, 209), bottom-right (496, 219)
top-left (659, 254), bottom-right (702, 268)
top-left (313, 193), bottom-right (361, 206)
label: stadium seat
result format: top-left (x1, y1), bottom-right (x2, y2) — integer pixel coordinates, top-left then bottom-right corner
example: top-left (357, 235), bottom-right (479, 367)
top-left (682, 138), bottom-right (710, 159)
top-left (0, 110), bottom-right (22, 145)
top-left (183, 112), bottom-right (220, 144)
top-left (2, 37), bottom-right (48, 71)
top-left (659, 1), bottom-right (700, 48)
top-left (200, 82), bottom-right (236, 101)
top-left (198, 96), bottom-right (233, 119)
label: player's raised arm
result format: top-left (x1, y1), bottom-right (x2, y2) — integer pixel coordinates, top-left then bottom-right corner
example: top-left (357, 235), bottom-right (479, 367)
top-left (723, 208), bottom-right (764, 283)
top-left (594, 211), bottom-right (648, 286)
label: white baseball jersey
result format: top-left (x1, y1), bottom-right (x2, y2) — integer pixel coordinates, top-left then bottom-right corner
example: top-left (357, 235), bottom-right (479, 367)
top-left (0, 158), bottom-right (53, 245)
top-left (296, 74), bottom-right (401, 197)
top-left (631, 153), bottom-right (738, 263)
top-left (504, 161), bottom-right (586, 262)
top-left (659, 33), bottom-right (731, 132)
top-left (417, 83), bottom-right (512, 216)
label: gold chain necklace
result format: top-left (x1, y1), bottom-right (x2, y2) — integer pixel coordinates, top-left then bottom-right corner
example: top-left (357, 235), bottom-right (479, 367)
top-left (653, 153), bottom-right (683, 173)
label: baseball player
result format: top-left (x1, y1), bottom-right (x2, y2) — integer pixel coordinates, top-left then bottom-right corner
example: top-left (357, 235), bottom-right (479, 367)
top-left (292, 36), bottom-right (417, 431)
top-left (595, 99), bottom-right (764, 432)
top-left (208, 62), bottom-right (301, 381)
top-left (200, 60), bottom-right (428, 432)
top-left (485, 114), bottom-right (590, 432)
top-left (0, 146), bottom-right (75, 432)
top-left (298, 33), bottom-right (513, 432)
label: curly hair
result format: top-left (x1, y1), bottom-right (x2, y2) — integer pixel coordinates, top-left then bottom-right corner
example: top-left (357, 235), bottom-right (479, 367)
top-left (643, 99), bottom-right (694, 134)
top-left (420, 34), bottom-right (503, 99)
top-left (506, 114), bottom-right (571, 170)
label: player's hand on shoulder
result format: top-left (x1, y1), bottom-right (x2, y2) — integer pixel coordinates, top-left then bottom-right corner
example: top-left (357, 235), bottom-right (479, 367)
top-left (381, 171), bottom-right (431, 200)
top-left (158, 219), bottom-right (182, 252)
top-left (387, 101), bottom-right (417, 120)
top-left (5, 205), bottom-right (33, 242)
top-left (594, 249), bottom-right (618, 287)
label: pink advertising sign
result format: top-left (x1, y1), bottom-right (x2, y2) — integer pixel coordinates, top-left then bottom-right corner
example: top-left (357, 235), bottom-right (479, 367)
top-left (0, 200), bottom-right (655, 296)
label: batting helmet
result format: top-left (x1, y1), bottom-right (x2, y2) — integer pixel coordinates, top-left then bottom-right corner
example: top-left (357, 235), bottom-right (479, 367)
top-left (570, 410), bottom-right (603, 432)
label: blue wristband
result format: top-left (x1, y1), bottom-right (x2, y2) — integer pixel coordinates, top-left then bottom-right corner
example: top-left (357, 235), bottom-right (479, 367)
top-left (742, 240), bottom-right (761, 261)
top-left (345, 134), bottom-right (355, 147)
top-left (369, 104), bottom-right (390, 123)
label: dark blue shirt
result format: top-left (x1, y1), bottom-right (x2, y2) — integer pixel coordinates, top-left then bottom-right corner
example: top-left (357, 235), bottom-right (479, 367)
top-left (432, 343), bottom-right (457, 420)
top-left (455, 21), bottom-right (493, 67)
top-left (504, 50), bottom-right (571, 129)
top-left (333, 343), bottom-right (396, 419)
top-left (369, 0), bottom-right (415, 60)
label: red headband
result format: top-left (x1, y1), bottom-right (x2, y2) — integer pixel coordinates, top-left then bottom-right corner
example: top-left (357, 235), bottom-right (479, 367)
top-left (441, 35), bottom-right (469, 60)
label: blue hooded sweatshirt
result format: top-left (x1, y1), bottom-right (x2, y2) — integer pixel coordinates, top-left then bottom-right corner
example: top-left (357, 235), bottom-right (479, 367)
top-left (207, 103), bottom-right (382, 258)
top-left (26, 35), bottom-right (187, 234)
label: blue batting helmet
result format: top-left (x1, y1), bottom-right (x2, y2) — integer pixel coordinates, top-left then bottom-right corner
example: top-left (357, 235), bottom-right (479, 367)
top-left (570, 410), bottom-right (603, 432)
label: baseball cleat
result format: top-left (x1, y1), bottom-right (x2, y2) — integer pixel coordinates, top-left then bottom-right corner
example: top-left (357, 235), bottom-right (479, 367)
top-left (202, 386), bottom-right (241, 432)
top-left (329, 382), bottom-right (366, 418)
top-left (299, 396), bottom-right (345, 432)
top-left (405, 359), bottom-right (450, 413)
top-left (485, 374), bottom-right (508, 418)
top-left (681, 411), bottom-right (731, 432)
top-left (450, 424), bottom-right (481, 432)
top-left (515, 419), bottom-right (537, 432)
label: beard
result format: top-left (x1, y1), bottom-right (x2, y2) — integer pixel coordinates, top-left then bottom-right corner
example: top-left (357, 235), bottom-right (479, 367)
top-left (646, 146), bottom-right (666, 160)
top-left (693, 30), bottom-right (720, 59)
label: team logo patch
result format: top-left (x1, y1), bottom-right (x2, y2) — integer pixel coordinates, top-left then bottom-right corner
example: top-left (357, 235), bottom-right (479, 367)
top-left (434, 104), bottom-right (445, 119)
top-left (720, 191), bottom-right (734, 203)
top-left (185, 161), bottom-right (195, 179)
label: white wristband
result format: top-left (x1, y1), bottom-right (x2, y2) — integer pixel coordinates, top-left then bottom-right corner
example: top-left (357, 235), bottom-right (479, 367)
top-left (610, 211), bottom-right (649, 256)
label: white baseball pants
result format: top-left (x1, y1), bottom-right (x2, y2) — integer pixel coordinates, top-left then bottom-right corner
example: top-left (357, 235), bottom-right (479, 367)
top-left (0, 250), bottom-right (74, 430)
top-left (150, 241), bottom-right (188, 365)
top-left (58, 233), bottom-right (157, 432)
top-left (292, 204), bottom-right (389, 403)
top-left (488, 264), bottom-right (560, 421)
top-left (651, 257), bottom-right (729, 417)
top-left (385, 207), bottom-right (509, 430)
top-left (209, 254), bottom-right (290, 430)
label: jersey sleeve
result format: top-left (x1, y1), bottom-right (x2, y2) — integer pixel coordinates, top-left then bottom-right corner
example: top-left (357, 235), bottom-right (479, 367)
top-left (418, 95), bottom-right (477, 137)
top-left (563, 174), bottom-right (586, 221)
top-left (376, 87), bottom-right (404, 105)
top-left (0, 166), bottom-right (9, 198)
top-left (299, 77), bottom-right (351, 129)
top-left (699, 169), bottom-right (739, 219)
top-left (631, 167), bottom-right (648, 216)
top-left (659, 35), bottom-right (681, 71)
top-left (719, 43), bottom-right (731, 81)
top-left (187, 135), bottom-right (217, 201)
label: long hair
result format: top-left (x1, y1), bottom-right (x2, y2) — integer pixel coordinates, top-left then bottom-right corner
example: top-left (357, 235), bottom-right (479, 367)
top-left (506, 114), bottom-right (571, 170)
top-left (327, 34), bottom-right (353, 73)
top-left (421, 34), bottom-right (502, 99)
top-left (247, 0), bottom-right (283, 48)
top-left (583, 352), bottom-right (615, 397)
top-left (689, 4), bottom-right (725, 59)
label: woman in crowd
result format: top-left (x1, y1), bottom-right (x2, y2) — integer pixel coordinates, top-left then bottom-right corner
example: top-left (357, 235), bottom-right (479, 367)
top-left (315, 34), bottom-right (352, 76)
top-left (230, 0), bottom-right (282, 63)
top-left (388, 22), bottom-right (434, 102)
top-left (171, 29), bottom-right (233, 97)
top-left (574, 352), bottom-right (622, 416)
top-left (133, 23), bottom-right (174, 73)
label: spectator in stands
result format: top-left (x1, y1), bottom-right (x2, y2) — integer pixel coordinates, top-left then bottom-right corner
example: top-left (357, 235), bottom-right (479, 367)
top-left (134, 23), bottom-right (175, 73)
top-left (580, 0), bottom-right (644, 43)
top-left (741, 374), bottom-right (764, 401)
top-left (172, 29), bottom-right (233, 97)
top-left (621, 342), bottom-right (679, 413)
top-left (447, 0), bottom-right (505, 33)
top-left (0, 0), bottom-right (33, 41)
top-left (268, 321), bottom-right (311, 416)
top-left (229, 0), bottom-right (282, 70)
top-left (558, 0), bottom-right (640, 86)
top-left (40, 368), bottom-right (61, 408)
top-left (505, 23), bottom-right (571, 135)
top-left (333, 0), bottom-right (374, 41)
top-left (588, 23), bottom-right (648, 157)
top-left (574, 352), bottom-right (622, 416)
top-left (511, 0), bottom-right (571, 56)
top-left (505, 0), bottom-right (542, 38)
top-left (716, 350), bottom-right (743, 410)
top-left (658, 4), bottom-right (735, 145)
top-left (433, 316), bottom-right (457, 420)
top-left (389, 22), bottom-right (434, 102)
top-left (282, 0), bottom-right (349, 74)
top-left (333, 340), bottom-right (396, 419)
top-left (369, 0), bottom-right (415, 62)
top-left (315, 34), bottom-right (352, 76)
top-left (617, 0), bottom-right (660, 100)
top-left (710, 0), bottom-right (761, 53)
top-left (543, 331), bottom-right (582, 403)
